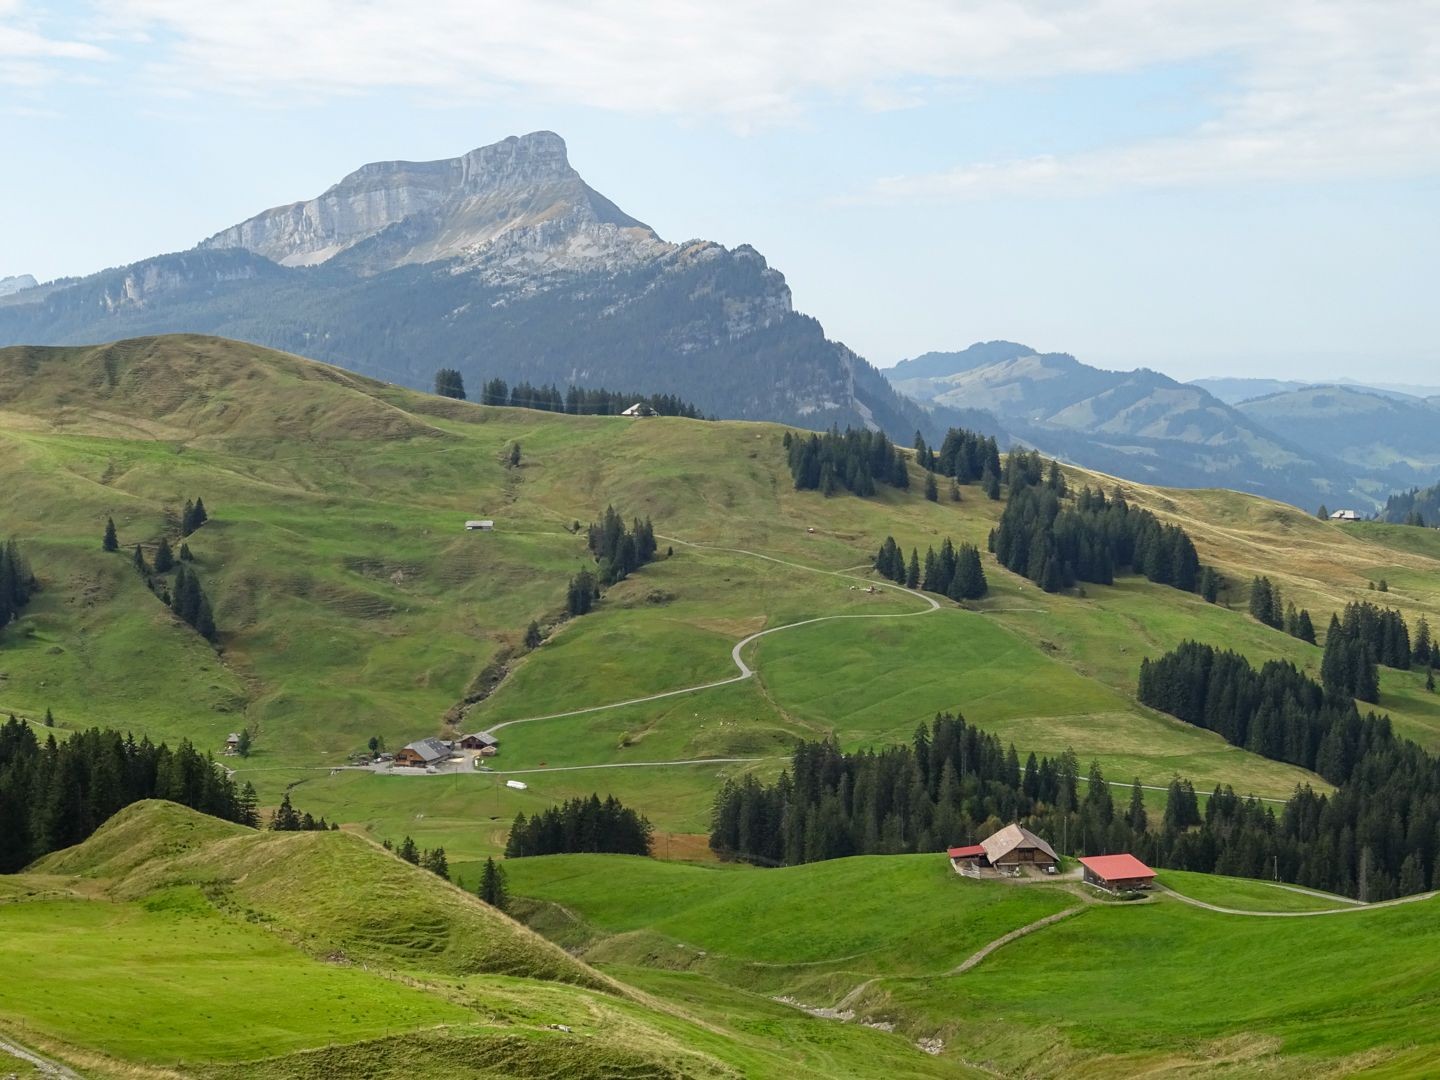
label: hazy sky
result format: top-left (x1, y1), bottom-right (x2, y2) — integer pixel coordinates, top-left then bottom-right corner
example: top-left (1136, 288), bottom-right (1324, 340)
top-left (3, 1), bottom-right (1437, 381)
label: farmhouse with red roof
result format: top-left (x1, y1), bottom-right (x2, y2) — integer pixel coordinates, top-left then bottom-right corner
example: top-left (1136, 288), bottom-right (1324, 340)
top-left (1079, 853), bottom-right (1156, 893)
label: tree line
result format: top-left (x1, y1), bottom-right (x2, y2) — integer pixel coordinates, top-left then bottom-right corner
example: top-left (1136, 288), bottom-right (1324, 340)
top-left (268, 792), bottom-right (337, 832)
top-left (1248, 576), bottom-right (1316, 644)
top-left (989, 457), bottom-right (1209, 596)
top-left (1137, 640), bottom-right (1440, 898)
top-left (873, 535), bottom-right (987, 600)
top-left (784, 427), bottom-right (909, 497)
top-left (709, 705), bottom-right (1440, 900)
top-left (1381, 483), bottom-right (1440, 527)
top-left (913, 427), bottom-right (1002, 498)
top-left (0, 717), bottom-right (260, 873)
top-left (709, 714), bottom-right (1146, 866)
top-left (384, 834), bottom-right (452, 879)
top-left (472, 376), bottom-right (706, 419)
top-left (505, 794), bottom-right (653, 857)
top-left (0, 538), bottom-right (35, 630)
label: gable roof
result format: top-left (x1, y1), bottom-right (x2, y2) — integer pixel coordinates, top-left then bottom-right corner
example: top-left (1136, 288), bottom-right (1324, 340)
top-left (981, 823), bottom-right (1059, 864)
top-left (1079, 853), bottom-right (1155, 881)
top-left (401, 737), bottom-right (450, 763)
top-left (462, 732), bottom-right (498, 746)
top-left (947, 844), bottom-right (986, 859)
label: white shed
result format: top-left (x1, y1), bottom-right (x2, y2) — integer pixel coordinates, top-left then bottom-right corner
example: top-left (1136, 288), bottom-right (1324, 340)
top-left (465, 520), bottom-right (494, 531)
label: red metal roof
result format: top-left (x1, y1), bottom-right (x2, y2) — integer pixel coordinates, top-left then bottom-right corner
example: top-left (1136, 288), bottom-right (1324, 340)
top-left (947, 844), bottom-right (986, 859)
top-left (1079, 853), bottom-right (1155, 880)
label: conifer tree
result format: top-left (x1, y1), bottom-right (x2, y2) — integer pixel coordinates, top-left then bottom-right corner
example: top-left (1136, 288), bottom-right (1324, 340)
top-left (238, 782), bottom-right (260, 828)
top-left (508, 442), bottom-right (522, 467)
top-left (154, 536), bottom-right (174, 573)
top-left (422, 846), bottom-right (450, 879)
top-left (905, 550), bottom-right (920, 590)
top-left (132, 544), bottom-right (148, 575)
top-left (478, 856), bottom-right (509, 910)
top-left (1127, 779), bottom-right (1148, 832)
top-left (103, 517), bottom-right (119, 552)
top-left (269, 793), bottom-right (302, 831)
top-left (236, 729), bottom-right (251, 757)
top-left (397, 836), bottom-right (420, 864)
top-left (524, 620), bottom-right (543, 649)
top-left (949, 478), bottom-right (961, 502)
top-left (433, 368), bottom-right (467, 400)
top-left (924, 472), bottom-right (938, 502)
top-left (179, 542), bottom-right (193, 562)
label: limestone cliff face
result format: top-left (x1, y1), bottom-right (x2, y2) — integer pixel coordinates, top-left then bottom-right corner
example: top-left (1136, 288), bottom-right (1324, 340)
top-left (199, 131), bottom-right (667, 276)
top-left (0, 275), bottom-right (37, 298)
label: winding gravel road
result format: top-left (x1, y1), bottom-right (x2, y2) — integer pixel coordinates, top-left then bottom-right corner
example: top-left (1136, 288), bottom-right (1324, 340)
top-left (485, 535), bottom-right (940, 737)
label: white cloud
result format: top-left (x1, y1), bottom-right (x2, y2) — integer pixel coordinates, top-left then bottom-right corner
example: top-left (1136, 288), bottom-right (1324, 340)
top-left (53, 0), bottom-right (1440, 190)
top-left (0, 3), bottom-right (108, 85)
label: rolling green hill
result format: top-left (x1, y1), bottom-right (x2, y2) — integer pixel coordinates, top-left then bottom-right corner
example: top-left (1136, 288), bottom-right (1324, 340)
top-left (4, 334), bottom-right (1440, 874)
top-left (7, 334), bottom-right (1440, 1076)
top-left (2, 800), bottom-right (965, 1079)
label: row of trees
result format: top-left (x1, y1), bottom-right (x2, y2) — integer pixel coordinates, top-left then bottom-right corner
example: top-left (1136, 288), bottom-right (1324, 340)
top-left (0, 718), bottom-right (259, 873)
top-left (168, 563), bottom-right (218, 641)
top-left (504, 794), bottom-right (653, 857)
top-left (386, 835), bottom-right (451, 878)
top-left (914, 427), bottom-right (1003, 498)
top-left (268, 792), bottom-right (337, 832)
top-left (474, 376), bottom-right (706, 419)
top-left (1137, 641), bottom-right (1440, 897)
top-left (1380, 484), bottom-right (1440, 527)
top-left (1248, 576), bottom-right (1316, 644)
top-left (0, 538), bottom-right (34, 629)
top-left (784, 428), bottom-right (909, 497)
top-left (710, 708), bottom-right (1440, 899)
top-left (710, 715), bottom-right (1139, 866)
top-left (989, 475), bottom-right (1207, 596)
top-left (873, 536), bottom-right (987, 600)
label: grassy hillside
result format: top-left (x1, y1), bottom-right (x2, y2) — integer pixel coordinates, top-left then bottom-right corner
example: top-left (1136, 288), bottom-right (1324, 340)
top-left (505, 851), bottom-right (1440, 1077)
top-left (3, 334), bottom-right (1440, 873)
top-left (2, 801), bottom-right (969, 1079)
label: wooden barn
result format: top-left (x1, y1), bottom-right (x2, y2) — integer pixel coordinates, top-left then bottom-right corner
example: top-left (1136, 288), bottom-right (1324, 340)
top-left (1079, 853), bottom-right (1156, 893)
top-left (981, 823), bottom-right (1059, 872)
top-left (394, 737), bottom-right (451, 768)
top-left (459, 732), bottom-right (499, 752)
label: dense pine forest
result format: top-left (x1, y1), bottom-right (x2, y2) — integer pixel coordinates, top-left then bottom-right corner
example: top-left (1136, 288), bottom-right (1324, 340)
top-left (477, 377), bottom-right (707, 419)
top-left (1138, 641), bottom-right (1440, 898)
top-left (988, 451), bottom-right (1209, 596)
top-left (0, 718), bottom-right (259, 873)
top-left (709, 706), bottom-right (1440, 899)
top-left (784, 428), bottom-right (909, 496)
top-left (0, 538), bottom-right (35, 629)
top-left (505, 794), bottom-right (653, 857)
top-left (914, 427), bottom-right (1002, 496)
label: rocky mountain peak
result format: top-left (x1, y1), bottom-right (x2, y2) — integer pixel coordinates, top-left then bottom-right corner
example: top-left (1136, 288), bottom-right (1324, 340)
top-left (0, 274), bottom-right (38, 298)
top-left (198, 131), bottom-right (665, 275)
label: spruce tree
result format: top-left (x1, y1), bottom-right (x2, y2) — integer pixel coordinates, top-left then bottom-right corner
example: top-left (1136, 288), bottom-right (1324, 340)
top-left (434, 368), bottom-right (467, 400)
top-left (905, 550), bottom-right (920, 590)
top-left (236, 729), bottom-right (251, 757)
top-left (269, 793), bottom-right (302, 831)
top-left (924, 472), bottom-right (938, 502)
top-left (103, 517), bottom-right (119, 552)
top-left (132, 544), bottom-right (148, 575)
top-left (524, 620), bottom-right (543, 649)
top-left (478, 856), bottom-right (509, 910)
top-left (154, 536), bottom-right (174, 573)
top-left (179, 542), bottom-right (193, 562)
top-left (422, 846), bottom-right (450, 879)
top-left (397, 836), bottom-right (420, 864)
top-left (508, 442), bottom-right (522, 467)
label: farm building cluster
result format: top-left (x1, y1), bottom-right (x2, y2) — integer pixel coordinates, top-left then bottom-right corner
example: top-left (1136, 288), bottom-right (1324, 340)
top-left (360, 732), bottom-right (502, 772)
top-left (948, 823), bottom-right (1155, 894)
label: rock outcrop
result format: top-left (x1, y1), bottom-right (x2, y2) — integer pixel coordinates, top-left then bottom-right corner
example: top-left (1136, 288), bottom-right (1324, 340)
top-left (199, 131), bottom-right (667, 277)
top-left (0, 275), bottom-right (37, 298)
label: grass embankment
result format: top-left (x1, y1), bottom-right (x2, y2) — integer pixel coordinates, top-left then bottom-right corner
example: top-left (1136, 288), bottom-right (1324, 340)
top-left (3, 801), bottom-right (970, 1079)
top-left (508, 850), bottom-right (1440, 1077)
